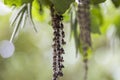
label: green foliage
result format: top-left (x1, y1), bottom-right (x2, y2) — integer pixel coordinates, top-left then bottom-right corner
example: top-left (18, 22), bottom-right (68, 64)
top-left (112, 0), bottom-right (120, 8)
top-left (38, 0), bottom-right (51, 6)
top-left (91, 0), bottom-right (106, 4)
top-left (3, 0), bottom-right (74, 14)
top-left (72, 15), bottom-right (80, 55)
top-left (9, 3), bottom-right (37, 42)
top-left (90, 6), bottom-right (103, 34)
top-left (4, 0), bottom-right (33, 7)
top-left (50, 0), bottom-right (74, 14)
top-left (70, 3), bottom-right (80, 55)
top-left (1, 0), bottom-right (120, 80)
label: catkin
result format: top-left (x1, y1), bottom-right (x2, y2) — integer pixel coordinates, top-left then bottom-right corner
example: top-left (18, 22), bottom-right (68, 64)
top-left (77, 0), bottom-right (91, 80)
top-left (50, 5), bottom-right (66, 80)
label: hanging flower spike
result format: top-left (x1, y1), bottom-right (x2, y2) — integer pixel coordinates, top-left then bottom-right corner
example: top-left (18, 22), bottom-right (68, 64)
top-left (77, 0), bottom-right (91, 80)
top-left (50, 5), bottom-right (66, 80)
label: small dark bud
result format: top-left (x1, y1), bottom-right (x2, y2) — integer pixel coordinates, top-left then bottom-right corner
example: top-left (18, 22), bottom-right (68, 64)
top-left (60, 65), bottom-right (64, 68)
top-left (58, 72), bottom-right (63, 77)
top-left (61, 23), bottom-right (63, 29)
top-left (53, 62), bottom-right (57, 65)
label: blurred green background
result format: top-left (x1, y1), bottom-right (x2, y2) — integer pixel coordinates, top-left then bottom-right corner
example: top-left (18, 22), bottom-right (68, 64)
top-left (0, 0), bottom-right (120, 80)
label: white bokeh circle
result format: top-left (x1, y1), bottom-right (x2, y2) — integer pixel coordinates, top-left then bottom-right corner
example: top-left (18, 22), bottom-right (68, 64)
top-left (0, 40), bottom-right (15, 58)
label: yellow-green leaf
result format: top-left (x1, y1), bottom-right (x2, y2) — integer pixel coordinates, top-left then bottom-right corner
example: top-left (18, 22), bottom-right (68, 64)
top-left (4, 0), bottom-right (33, 7)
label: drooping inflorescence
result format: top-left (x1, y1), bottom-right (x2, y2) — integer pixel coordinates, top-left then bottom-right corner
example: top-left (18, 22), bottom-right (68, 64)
top-left (50, 5), bottom-right (66, 80)
top-left (77, 0), bottom-right (91, 80)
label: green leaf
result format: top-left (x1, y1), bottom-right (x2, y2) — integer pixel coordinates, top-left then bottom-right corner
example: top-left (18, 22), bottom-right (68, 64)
top-left (27, 3), bottom-right (37, 32)
top-left (90, 6), bottom-right (103, 34)
top-left (10, 3), bottom-right (37, 42)
top-left (91, 0), bottom-right (106, 4)
top-left (4, 0), bottom-right (33, 7)
top-left (70, 3), bottom-right (76, 39)
top-left (10, 8), bottom-right (25, 42)
top-left (112, 0), bottom-right (120, 8)
top-left (70, 9), bottom-right (74, 39)
top-left (4, 0), bottom-right (21, 6)
top-left (10, 4), bottom-right (27, 26)
top-left (70, 3), bottom-right (80, 56)
top-left (38, 0), bottom-right (51, 6)
top-left (73, 16), bottom-right (79, 56)
top-left (50, 0), bottom-right (74, 14)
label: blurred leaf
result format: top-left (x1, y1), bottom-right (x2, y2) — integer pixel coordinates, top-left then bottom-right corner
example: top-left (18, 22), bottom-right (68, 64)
top-left (10, 8), bottom-right (25, 42)
top-left (4, 0), bottom-right (22, 6)
top-left (32, 0), bottom-right (50, 22)
top-left (90, 6), bottom-right (103, 34)
top-left (91, 0), bottom-right (106, 4)
top-left (112, 0), bottom-right (120, 8)
top-left (70, 9), bottom-right (74, 39)
top-left (27, 3), bottom-right (37, 32)
top-left (50, 0), bottom-right (74, 14)
top-left (63, 12), bottom-right (70, 22)
top-left (38, 0), bottom-right (51, 6)
top-left (10, 3), bottom-right (37, 42)
top-left (4, 0), bottom-right (34, 7)
top-left (38, 1), bottom-right (44, 14)
top-left (86, 47), bottom-right (92, 59)
top-left (70, 3), bottom-right (76, 39)
top-left (70, 3), bottom-right (80, 56)
top-left (73, 17), bottom-right (79, 56)
top-left (10, 4), bottom-right (27, 26)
